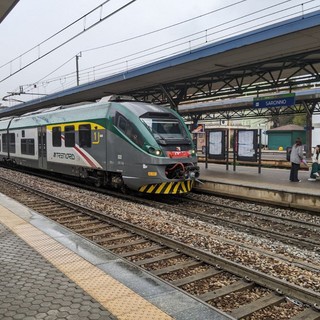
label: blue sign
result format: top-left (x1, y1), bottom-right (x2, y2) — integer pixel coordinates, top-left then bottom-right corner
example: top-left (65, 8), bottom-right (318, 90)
top-left (253, 93), bottom-right (295, 108)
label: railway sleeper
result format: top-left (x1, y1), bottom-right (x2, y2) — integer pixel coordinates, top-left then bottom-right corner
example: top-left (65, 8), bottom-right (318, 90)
top-left (62, 217), bottom-right (95, 227)
top-left (40, 208), bottom-right (74, 215)
top-left (199, 279), bottom-right (254, 302)
top-left (96, 233), bottom-right (135, 244)
top-left (82, 227), bottom-right (118, 237)
top-left (66, 222), bottom-right (101, 231)
top-left (47, 212), bottom-right (83, 221)
top-left (119, 244), bottom-right (163, 258)
top-left (104, 238), bottom-right (150, 250)
top-left (172, 268), bottom-right (222, 287)
top-left (229, 292), bottom-right (285, 319)
top-left (290, 307), bottom-right (320, 320)
top-left (134, 251), bottom-right (182, 266)
top-left (152, 260), bottom-right (202, 276)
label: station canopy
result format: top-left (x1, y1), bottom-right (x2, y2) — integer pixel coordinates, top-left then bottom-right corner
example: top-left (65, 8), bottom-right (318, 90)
top-left (1, 8), bottom-right (320, 118)
top-left (0, 0), bottom-right (19, 23)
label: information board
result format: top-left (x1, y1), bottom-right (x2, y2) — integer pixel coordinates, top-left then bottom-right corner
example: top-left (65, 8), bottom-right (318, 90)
top-left (237, 129), bottom-right (258, 162)
top-left (208, 129), bottom-right (226, 160)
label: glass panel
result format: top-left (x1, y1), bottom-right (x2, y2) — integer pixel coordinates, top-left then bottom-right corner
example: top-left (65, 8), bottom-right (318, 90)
top-left (52, 127), bottom-right (61, 147)
top-left (79, 124), bottom-right (91, 148)
top-left (65, 125), bottom-right (75, 147)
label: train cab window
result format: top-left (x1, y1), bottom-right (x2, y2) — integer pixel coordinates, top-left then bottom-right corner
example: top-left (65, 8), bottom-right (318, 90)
top-left (65, 125), bottom-right (75, 147)
top-left (117, 115), bottom-right (127, 132)
top-left (115, 113), bottom-right (143, 147)
top-left (79, 124), bottom-right (91, 148)
top-left (9, 133), bottom-right (16, 153)
top-left (21, 139), bottom-right (35, 155)
top-left (52, 127), bottom-right (62, 147)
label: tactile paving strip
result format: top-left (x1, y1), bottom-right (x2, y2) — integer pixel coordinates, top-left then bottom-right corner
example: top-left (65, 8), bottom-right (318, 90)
top-left (0, 205), bottom-right (173, 320)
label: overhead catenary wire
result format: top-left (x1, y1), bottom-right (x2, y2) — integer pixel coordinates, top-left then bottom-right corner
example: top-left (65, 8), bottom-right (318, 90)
top-left (5, 0), bottom-right (318, 101)
top-left (0, 0), bottom-right (111, 71)
top-left (29, 0), bottom-right (316, 95)
top-left (74, 0), bottom-right (318, 83)
top-left (0, 0), bottom-right (137, 84)
top-left (20, 0), bottom-right (248, 94)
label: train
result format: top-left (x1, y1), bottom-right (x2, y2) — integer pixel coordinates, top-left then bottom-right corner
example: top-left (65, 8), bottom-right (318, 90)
top-left (0, 96), bottom-right (199, 194)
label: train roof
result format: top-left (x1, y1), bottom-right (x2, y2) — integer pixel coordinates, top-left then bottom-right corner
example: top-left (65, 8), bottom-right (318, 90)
top-left (0, 101), bottom-right (109, 129)
top-left (119, 101), bottom-right (174, 117)
top-left (0, 99), bottom-right (174, 129)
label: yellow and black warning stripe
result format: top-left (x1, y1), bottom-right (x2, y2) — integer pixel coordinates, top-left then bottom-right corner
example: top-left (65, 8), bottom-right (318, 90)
top-left (138, 180), bottom-right (194, 194)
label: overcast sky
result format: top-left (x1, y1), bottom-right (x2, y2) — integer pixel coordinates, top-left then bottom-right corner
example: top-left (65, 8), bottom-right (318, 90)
top-left (0, 0), bottom-right (319, 106)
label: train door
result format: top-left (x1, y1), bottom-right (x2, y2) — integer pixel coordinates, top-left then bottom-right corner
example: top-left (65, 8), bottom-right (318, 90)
top-left (38, 126), bottom-right (47, 169)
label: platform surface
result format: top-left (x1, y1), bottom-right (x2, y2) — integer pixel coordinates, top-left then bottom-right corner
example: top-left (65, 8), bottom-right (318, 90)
top-left (0, 193), bottom-right (231, 320)
top-left (198, 162), bottom-right (320, 196)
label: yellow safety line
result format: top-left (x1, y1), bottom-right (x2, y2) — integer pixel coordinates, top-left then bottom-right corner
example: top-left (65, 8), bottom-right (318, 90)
top-left (0, 205), bottom-right (173, 320)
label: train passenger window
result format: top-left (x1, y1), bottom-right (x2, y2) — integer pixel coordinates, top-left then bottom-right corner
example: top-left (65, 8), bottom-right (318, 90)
top-left (2, 134), bottom-right (7, 152)
top-left (79, 124), bottom-right (91, 148)
top-left (21, 139), bottom-right (35, 155)
top-left (65, 125), bottom-right (75, 147)
top-left (52, 127), bottom-right (62, 147)
top-left (22, 130), bottom-right (25, 138)
top-left (9, 133), bottom-right (15, 153)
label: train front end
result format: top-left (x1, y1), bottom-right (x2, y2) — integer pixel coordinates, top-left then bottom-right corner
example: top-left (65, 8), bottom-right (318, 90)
top-left (128, 104), bottom-right (199, 194)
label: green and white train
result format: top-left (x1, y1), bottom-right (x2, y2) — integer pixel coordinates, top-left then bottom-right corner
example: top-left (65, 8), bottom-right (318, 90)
top-left (0, 97), bottom-right (199, 194)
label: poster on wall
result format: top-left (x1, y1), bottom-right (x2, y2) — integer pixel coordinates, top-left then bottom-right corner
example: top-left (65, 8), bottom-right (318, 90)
top-left (208, 130), bottom-right (226, 159)
top-left (237, 129), bottom-right (257, 162)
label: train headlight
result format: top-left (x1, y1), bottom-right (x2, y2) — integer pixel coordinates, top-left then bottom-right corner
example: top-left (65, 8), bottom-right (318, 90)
top-left (148, 146), bottom-right (162, 156)
top-left (191, 149), bottom-right (196, 155)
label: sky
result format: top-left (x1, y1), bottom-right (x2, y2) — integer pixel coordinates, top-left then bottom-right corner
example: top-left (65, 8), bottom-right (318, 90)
top-left (0, 0), bottom-right (319, 107)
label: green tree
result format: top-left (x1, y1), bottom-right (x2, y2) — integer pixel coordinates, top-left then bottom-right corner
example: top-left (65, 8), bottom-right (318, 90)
top-left (292, 114), bottom-right (306, 126)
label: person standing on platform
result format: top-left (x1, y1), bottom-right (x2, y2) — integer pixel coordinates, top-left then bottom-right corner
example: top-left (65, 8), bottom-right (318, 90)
top-left (289, 137), bottom-right (304, 182)
top-left (308, 145), bottom-right (320, 181)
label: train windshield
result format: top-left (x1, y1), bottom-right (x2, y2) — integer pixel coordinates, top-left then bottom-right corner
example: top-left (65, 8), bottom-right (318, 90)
top-left (140, 115), bottom-right (190, 145)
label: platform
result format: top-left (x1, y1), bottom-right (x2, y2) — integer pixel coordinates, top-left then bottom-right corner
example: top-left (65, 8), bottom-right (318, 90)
top-left (195, 163), bottom-right (320, 213)
top-left (0, 193), bottom-right (231, 320)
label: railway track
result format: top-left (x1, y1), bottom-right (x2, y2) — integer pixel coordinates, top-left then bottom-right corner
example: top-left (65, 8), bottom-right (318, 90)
top-left (24, 171), bottom-right (320, 249)
top-left (0, 176), bottom-right (319, 319)
top-left (164, 194), bottom-right (320, 251)
top-left (3, 165), bottom-right (320, 252)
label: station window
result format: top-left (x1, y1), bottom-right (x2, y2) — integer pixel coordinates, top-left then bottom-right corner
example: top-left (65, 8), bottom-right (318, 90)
top-left (79, 124), bottom-right (91, 148)
top-left (21, 139), bottom-right (35, 155)
top-left (9, 133), bottom-right (15, 153)
top-left (52, 127), bottom-right (62, 147)
top-left (65, 125), bottom-right (75, 147)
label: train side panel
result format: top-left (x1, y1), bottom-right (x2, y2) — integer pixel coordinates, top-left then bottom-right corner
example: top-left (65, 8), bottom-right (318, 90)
top-left (45, 121), bottom-right (107, 176)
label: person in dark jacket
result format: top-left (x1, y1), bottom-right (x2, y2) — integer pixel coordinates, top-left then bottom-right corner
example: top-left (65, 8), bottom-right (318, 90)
top-left (289, 138), bottom-right (304, 182)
